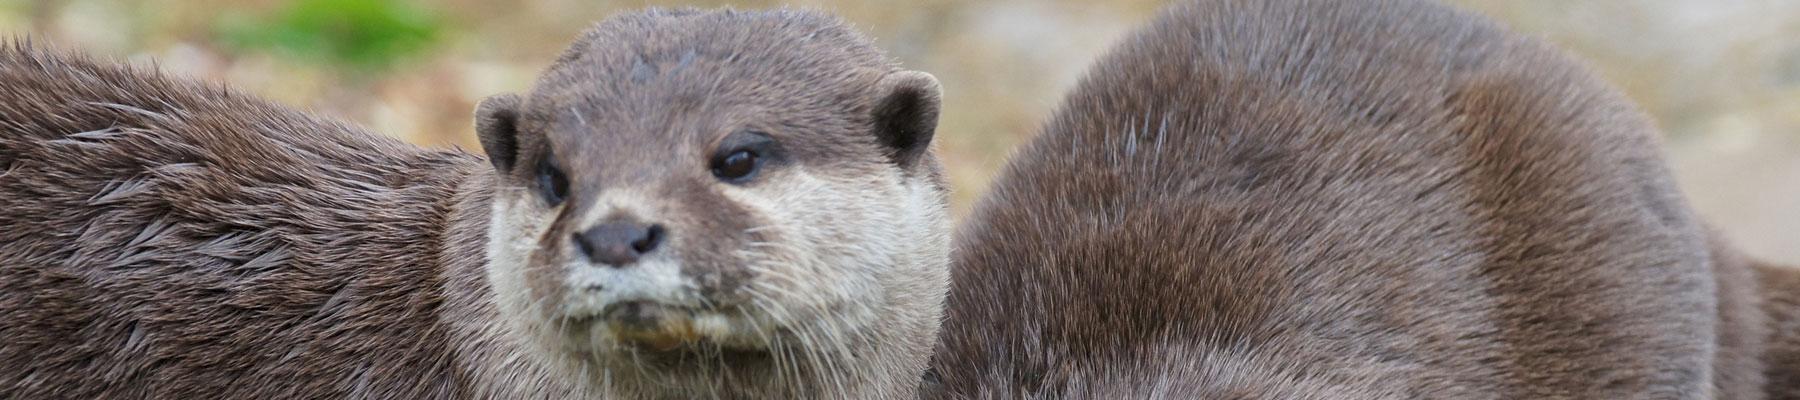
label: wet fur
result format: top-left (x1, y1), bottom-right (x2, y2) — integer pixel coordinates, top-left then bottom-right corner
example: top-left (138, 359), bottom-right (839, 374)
top-left (926, 0), bottom-right (1798, 398)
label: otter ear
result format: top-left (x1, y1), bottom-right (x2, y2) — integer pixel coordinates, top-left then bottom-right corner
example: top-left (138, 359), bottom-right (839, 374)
top-left (475, 93), bottom-right (524, 172)
top-left (870, 70), bottom-right (941, 171)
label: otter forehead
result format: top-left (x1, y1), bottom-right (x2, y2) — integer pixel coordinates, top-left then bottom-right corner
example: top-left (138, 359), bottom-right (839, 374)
top-left (517, 8), bottom-right (898, 183)
top-left (530, 8), bottom-right (891, 116)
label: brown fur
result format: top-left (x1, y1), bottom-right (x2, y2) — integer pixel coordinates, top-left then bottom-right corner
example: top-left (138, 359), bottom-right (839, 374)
top-left (924, 0), bottom-right (1792, 398)
top-left (0, 39), bottom-right (492, 398)
top-left (0, 7), bottom-right (949, 399)
top-left (473, 8), bottom-right (950, 399)
top-left (1759, 261), bottom-right (1800, 399)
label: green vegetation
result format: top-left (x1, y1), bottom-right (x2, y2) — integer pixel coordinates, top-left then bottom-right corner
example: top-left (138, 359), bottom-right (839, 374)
top-left (215, 0), bottom-right (442, 72)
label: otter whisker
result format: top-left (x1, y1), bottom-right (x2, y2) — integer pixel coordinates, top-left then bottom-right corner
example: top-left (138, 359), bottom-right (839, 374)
top-left (747, 293), bottom-right (807, 395)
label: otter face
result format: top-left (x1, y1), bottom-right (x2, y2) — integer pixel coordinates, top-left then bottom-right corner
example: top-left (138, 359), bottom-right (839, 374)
top-left (471, 9), bottom-right (949, 398)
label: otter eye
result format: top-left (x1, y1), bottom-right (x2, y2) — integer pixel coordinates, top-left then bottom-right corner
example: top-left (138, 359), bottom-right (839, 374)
top-left (536, 156), bottom-right (570, 205)
top-left (710, 131), bottom-right (777, 183)
top-left (712, 149), bottom-right (759, 181)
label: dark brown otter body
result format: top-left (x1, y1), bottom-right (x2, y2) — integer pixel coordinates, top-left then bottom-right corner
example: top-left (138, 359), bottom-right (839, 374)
top-left (0, 41), bottom-right (497, 398)
top-left (1759, 260), bottom-right (1800, 398)
top-left (0, 7), bottom-right (949, 399)
top-left (925, 0), bottom-right (1796, 398)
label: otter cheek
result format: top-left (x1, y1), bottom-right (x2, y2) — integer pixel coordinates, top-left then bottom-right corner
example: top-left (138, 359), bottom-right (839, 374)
top-left (709, 177), bottom-right (814, 296)
top-left (774, 174), bottom-right (892, 308)
top-left (484, 194), bottom-right (564, 327)
top-left (832, 177), bottom-right (933, 323)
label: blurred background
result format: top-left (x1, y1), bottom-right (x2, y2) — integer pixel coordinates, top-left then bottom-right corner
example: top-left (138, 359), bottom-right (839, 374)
top-left (1, 0), bottom-right (1795, 264)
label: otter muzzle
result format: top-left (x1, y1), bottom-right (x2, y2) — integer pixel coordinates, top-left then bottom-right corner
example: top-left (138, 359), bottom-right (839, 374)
top-left (606, 301), bottom-right (703, 351)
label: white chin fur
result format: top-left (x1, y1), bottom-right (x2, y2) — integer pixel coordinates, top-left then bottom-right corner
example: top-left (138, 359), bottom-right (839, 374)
top-left (557, 257), bottom-right (697, 318)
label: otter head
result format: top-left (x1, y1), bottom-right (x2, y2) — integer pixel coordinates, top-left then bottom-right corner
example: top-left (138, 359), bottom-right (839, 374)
top-left (472, 8), bottom-right (949, 399)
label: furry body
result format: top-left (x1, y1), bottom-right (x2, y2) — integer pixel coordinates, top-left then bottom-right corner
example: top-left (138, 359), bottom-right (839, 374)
top-left (926, 0), bottom-right (1797, 398)
top-left (0, 7), bottom-right (950, 399)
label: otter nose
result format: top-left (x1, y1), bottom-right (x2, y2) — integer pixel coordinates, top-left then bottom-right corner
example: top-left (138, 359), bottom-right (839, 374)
top-left (573, 222), bottom-right (665, 267)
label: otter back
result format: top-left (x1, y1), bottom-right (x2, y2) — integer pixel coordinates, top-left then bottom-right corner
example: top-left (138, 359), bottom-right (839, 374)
top-left (0, 41), bottom-right (493, 398)
top-left (926, 0), bottom-right (1777, 398)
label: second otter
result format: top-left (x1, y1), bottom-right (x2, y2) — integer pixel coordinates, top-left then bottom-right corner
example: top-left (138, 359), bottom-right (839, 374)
top-left (925, 0), bottom-right (1795, 398)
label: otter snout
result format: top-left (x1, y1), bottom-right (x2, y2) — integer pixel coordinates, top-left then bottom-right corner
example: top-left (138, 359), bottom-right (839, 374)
top-left (545, 204), bottom-right (762, 352)
top-left (572, 221), bottom-right (666, 266)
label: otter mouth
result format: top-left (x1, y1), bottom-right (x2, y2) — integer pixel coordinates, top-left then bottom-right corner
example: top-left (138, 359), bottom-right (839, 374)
top-left (564, 301), bottom-right (773, 357)
top-left (602, 301), bottom-right (710, 352)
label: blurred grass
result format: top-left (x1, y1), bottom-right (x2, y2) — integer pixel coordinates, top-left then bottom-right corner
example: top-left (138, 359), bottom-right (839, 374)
top-left (1, 0), bottom-right (1796, 264)
top-left (215, 0), bottom-right (442, 73)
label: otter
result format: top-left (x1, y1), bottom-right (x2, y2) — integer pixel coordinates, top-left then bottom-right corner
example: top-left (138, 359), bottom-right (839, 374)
top-left (0, 8), bottom-right (949, 399)
top-left (924, 0), bottom-right (1796, 398)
